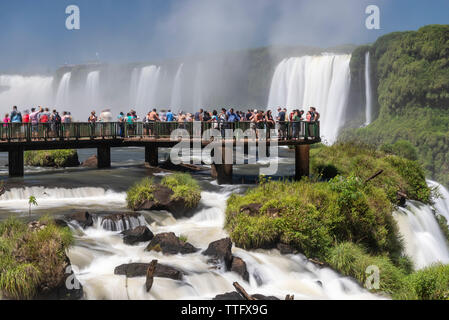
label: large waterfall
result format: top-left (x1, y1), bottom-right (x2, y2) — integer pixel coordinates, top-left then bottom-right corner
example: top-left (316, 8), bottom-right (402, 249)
top-left (170, 64), bottom-right (184, 113)
top-left (364, 52), bottom-right (373, 125)
top-left (267, 54), bottom-right (352, 144)
top-left (134, 66), bottom-right (161, 116)
top-left (0, 75), bottom-right (53, 109)
top-left (193, 62), bottom-right (204, 110)
top-left (86, 71), bottom-right (101, 109)
top-left (55, 72), bottom-right (72, 109)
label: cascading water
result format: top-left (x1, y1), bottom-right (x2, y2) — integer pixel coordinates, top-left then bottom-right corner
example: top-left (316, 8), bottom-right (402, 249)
top-left (55, 72), bottom-right (72, 109)
top-left (65, 187), bottom-right (378, 300)
top-left (394, 200), bottom-right (449, 270)
top-left (364, 52), bottom-right (373, 126)
top-left (428, 180), bottom-right (449, 223)
top-left (267, 54), bottom-right (352, 144)
top-left (86, 71), bottom-right (101, 108)
top-left (170, 64), bottom-right (184, 113)
top-left (135, 66), bottom-right (161, 115)
top-left (0, 75), bottom-right (54, 109)
top-left (193, 62), bottom-right (204, 110)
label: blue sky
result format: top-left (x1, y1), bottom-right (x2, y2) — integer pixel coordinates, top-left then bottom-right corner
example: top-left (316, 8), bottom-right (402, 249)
top-left (0, 0), bottom-right (448, 73)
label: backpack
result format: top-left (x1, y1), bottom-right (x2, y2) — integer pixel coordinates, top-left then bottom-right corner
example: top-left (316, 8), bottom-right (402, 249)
top-left (40, 114), bottom-right (49, 123)
top-left (53, 113), bottom-right (61, 124)
top-left (12, 113), bottom-right (21, 123)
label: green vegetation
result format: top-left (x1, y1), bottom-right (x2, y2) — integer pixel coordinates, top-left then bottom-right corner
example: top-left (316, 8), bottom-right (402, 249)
top-left (344, 25), bottom-right (449, 186)
top-left (28, 196), bottom-right (38, 216)
top-left (0, 217), bottom-right (73, 299)
top-left (225, 143), bottom-right (449, 299)
top-left (126, 173), bottom-right (201, 210)
top-left (161, 173), bottom-right (201, 208)
top-left (126, 177), bottom-right (156, 210)
top-left (436, 215), bottom-right (449, 244)
top-left (24, 149), bottom-right (79, 168)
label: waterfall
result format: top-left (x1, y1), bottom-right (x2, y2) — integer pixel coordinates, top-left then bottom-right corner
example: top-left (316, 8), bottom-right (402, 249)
top-left (364, 52), bottom-right (373, 125)
top-left (86, 71), bottom-right (100, 108)
top-left (394, 201), bottom-right (449, 270)
top-left (428, 180), bottom-right (449, 224)
top-left (267, 54), bottom-right (352, 144)
top-left (193, 62), bottom-right (204, 110)
top-left (55, 72), bottom-right (72, 108)
top-left (135, 66), bottom-right (161, 115)
top-left (170, 64), bottom-right (184, 113)
top-left (0, 75), bottom-right (53, 109)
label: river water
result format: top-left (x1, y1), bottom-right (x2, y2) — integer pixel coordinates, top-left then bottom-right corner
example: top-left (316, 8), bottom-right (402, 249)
top-left (0, 147), bottom-right (448, 300)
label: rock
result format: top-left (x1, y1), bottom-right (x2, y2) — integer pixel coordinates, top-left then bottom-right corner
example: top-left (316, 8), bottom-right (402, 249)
top-left (145, 260), bottom-right (158, 292)
top-left (230, 257), bottom-right (249, 282)
top-left (114, 262), bottom-right (184, 280)
top-left (252, 294), bottom-right (280, 300)
top-left (121, 226), bottom-right (154, 245)
top-left (135, 185), bottom-right (195, 219)
top-left (277, 243), bottom-right (296, 255)
top-left (213, 292), bottom-right (246, 300)
top-left (397, 191), bottom-right (407, 208)
top-left (100, 212), bottom-right (143, 231)
top-left (146, 232), bottom-right (198, 255)
top-left (239, 203), bottom-right (262, 216)
top-left (202, 238), bottom-right (233, 270)
top-left (81, 155), bottom-right (98, 168)
top-left (69, 211), bottom-right (93, 229)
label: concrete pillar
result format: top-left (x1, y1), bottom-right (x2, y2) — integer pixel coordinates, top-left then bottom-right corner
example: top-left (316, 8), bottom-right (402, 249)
top-left (9, 147), bottom-right (24, 177)
top-left (97, 145), bottom-right (111, 169)
top-left (295, 144), bottom-right (310, 180)
top-left (145, 144), bottom-right (158, 167)
top-left (211, 146), bottom-right (233, 185)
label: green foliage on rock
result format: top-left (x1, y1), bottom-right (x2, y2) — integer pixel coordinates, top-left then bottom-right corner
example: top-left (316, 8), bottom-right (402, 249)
top-left (24, 149), bottom-right (79, 168)
top-left (0, 217), bottom-right (73, 300)
top-left (161, 173), bottom-right (201, 208)
top-left (126, 177), bottom-right (156, 210)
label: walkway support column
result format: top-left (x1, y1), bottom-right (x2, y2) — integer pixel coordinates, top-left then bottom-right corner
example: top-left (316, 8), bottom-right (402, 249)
top-left (295, 144), bottom-right (310, 180)
top-left (145, 144), bottom-right (158, 167)
top-left (97, 145), bottom-right (111, 169)
top-left (211, 145), bottom-right (233, 185)
top-left (9, 147), bottom-right (24, 177)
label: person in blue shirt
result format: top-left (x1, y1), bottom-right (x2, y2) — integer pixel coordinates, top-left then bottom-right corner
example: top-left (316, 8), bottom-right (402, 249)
top-left (226, 108), bottom-right (240, 123)
top-left (166, 110), bottom-right (174, 122)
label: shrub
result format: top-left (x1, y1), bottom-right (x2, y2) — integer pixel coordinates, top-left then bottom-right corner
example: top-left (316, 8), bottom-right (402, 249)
top-left (161, 173), bottom-right (201, 208)
top-left (24, 150), bottom-right (79, 167)
top-left (381, 140), bottom-right (418, 161)
top-left (126, 178), bottom-right (156, 210)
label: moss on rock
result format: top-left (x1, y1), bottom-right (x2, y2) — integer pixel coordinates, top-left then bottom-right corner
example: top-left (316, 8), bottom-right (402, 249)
top-left (24, 149), bottom-right (80, 168)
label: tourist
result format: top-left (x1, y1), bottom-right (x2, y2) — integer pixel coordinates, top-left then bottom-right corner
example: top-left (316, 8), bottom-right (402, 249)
top-left (40, 108), bottom-right (51, 139)
top-left (166, 110), bottom-right (174, 122)
top-left (143, 111), bottom-right (152, 136)
top-left (265, 110), bottom-right (275, 139)
top-left (117, 112), bottom-right (125, 137)
top-left (61, 111), bottom-right (71, 138)
top-left (11, 106), bottom-right (22, 123)
top-left (88, 111), bottom-right (97, 138)
top-left (292, 110), bottom-right (302, 140)
top-left (226, 108), bottom-right (240, 131)
top-left (99, 109), bottom-right (113, 122)
top-left (30, 108), bottom-right (40, 139)
top-left (194, 109), bottom-right (204, 122)
top-left (50, 109), bottom-right (62, 139)
top-left (126, 112), bottom-right (136, 137)
top-left (22, 110), bottom-right (30, 124)
top-left (277, 108), bottom-right (287, 140)
top-left (211, 110), bottom-right (219, 129)
top-left (218, 108), bottom-right (227, 137)
top-left (3, 114), bottom-right (10, 125)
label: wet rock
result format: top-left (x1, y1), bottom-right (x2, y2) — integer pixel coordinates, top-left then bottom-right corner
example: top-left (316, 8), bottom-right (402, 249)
top-left (213, 292), bottom-right (245, 300)
top-left (114, 262), bottom-right (184, 280)
top-left (239, 203), bottom-right (262, 216)
top-left (252, 294), bottom-right (280, 300)
top-left (121, 226), bottom-right (154, 245)
top-left (81, 155), bottom-right (98, 168)
top-left (230, 257), bottom-right (249, 282)
top-left (277, 243), bottom-right (296, 255)
top-left (69, 211), bottom-right (93, 229)
top-left (146, 232), bottom-right (198, 255)
top-left (100, 212), bottom-right (143, 232)
top-left (136, 185), bottom-right (195, 219)
top-left (202, 238), bottom-right (233, 270)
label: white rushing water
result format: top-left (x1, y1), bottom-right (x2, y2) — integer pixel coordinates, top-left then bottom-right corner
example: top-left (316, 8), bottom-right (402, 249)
top-left (0, 75), bottom-right (54, 110)
top-left (193, 62), bottom-right (204, 110)
top-left (394, 201), bottom-right (449, 269)
top-left (0, 186), bottom-right (126, 211)
top-left (170, 64), bottom-right (184, 113)
top-left (267, 54), bottom-right (352, 144)
top-left (55, 72), bottom-right (72, 109)
top-left (428, 180), bottom-right (449, 224)
top-left (135, 66), bottom-right (161, 115)
top-left (86, 71), bottom-right (101, 108)
top-left (364, 52), bottom-right (373, 125)
top-left (66, 187), bottom-right (377, 300)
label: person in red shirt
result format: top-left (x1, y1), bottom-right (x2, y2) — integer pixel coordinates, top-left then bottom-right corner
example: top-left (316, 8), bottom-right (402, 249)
top-left (23, 110), bottom-right (30, 123)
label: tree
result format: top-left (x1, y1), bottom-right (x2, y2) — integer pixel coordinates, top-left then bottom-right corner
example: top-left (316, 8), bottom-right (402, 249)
top-left (28, 196), bottom-right (38, 216)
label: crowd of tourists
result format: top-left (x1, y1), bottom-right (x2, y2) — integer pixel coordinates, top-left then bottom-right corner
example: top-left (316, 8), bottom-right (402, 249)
top-left (1, 106), bottom-right (320, 140)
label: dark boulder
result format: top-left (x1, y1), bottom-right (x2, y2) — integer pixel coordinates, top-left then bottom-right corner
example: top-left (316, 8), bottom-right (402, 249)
top-left (213, 292), bottom-right (245, 300)
top-left (135, 185), bottom-right (195, 219)
top-left (146, 232), bottom-right (198, 255)
top-left (81, 155), bottom-right (98, 168)
top-left (69, 211), bottom-right (93, 229)
top-left (121, 226), bottom-right (154, 245)
top-left (202, 238), bottom-right (233, 270)
top-left (231, 257), bottom-right (249, 282)
top-left (252, 294), bottom-right (280, 300)
top-left (239, 203), bottom-right (262, 216)
top-left (277, 243), bottom-right (296, 255)
top-left (114, 262), bottom-right (184, 280)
